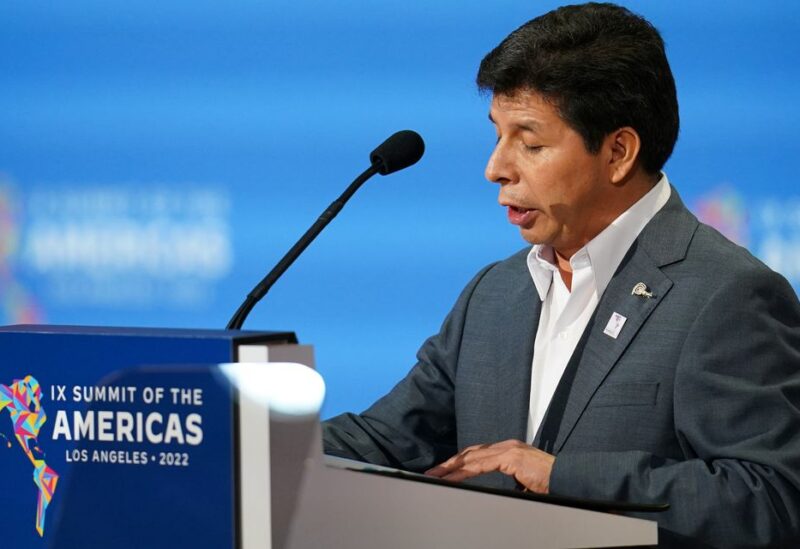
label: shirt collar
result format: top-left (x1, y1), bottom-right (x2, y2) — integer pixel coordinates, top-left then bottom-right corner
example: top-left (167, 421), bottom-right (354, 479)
top-left (527, 173), bottom-right (672, 301)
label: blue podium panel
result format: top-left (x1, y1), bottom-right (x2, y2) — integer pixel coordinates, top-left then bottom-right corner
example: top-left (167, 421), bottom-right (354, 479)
top-left (0, 325), bottom-right (293, 549)
top-left (52, 367), bottom-right (235, 549)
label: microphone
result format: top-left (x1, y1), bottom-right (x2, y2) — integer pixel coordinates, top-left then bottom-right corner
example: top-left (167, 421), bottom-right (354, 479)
top-left (226, 130), bottom-right (425, 330)
top-left (370, 130), bottom-right (426, 175)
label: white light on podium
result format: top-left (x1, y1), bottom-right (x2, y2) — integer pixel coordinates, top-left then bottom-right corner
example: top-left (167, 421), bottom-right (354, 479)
top-left (219, 362), bottom-right (326, 418)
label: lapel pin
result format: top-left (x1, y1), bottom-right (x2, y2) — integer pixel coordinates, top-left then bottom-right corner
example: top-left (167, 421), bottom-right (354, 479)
top-left (604, 312), bottom-right (627, 339)
top-left (631, 282), bottom-right (653, 299)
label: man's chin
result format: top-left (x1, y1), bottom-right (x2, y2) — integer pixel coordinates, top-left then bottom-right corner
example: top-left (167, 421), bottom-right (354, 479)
top-left (518, 227), bottom-right (549, 246)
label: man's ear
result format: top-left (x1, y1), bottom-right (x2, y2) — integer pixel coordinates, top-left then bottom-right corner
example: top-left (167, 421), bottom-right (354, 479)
top-left (605, 127), bottom-right (642, 184)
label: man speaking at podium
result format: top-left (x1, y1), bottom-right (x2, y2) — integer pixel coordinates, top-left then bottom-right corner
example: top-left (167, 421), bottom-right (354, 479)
top-left (323, 3), bottom-right (800, 546)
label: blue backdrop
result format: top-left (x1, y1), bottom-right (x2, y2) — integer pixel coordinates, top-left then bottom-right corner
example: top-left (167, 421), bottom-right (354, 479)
top-left (2, 1), bottom-right (799, 418)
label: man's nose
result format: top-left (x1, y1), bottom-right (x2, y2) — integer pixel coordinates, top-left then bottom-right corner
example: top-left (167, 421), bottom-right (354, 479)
top-left (485, 140), bottom-right (514, 185)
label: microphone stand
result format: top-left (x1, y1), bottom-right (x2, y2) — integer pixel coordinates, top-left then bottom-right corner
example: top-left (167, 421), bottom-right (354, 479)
top-left (226, 164), bottom-right (380, 330)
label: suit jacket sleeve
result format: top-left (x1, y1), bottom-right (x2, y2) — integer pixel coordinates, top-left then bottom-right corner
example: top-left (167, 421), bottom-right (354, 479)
top-left (322, 263), bottom-right (496, 472)
top-left (550, 265), bottom-right (800, 547)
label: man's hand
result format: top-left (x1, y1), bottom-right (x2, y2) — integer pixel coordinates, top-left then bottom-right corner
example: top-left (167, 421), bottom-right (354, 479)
top-left (425, 439), bottom-right (555, 494)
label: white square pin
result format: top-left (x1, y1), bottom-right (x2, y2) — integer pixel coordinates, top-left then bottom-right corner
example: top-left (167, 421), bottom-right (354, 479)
top-left (603, 312), bottom-right (627, 339)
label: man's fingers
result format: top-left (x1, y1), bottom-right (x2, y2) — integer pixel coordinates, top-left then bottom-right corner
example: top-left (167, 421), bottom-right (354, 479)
top-left (425, 444), bottom-right (509, 477)
top-left (424, 440), bottom-right (555, 494)
top-left (424, 464), bottom-right (449, 477)
top-left (439, 454), bottom-right (505, 482)
top-left (494, 439), bottom-right (525, 449)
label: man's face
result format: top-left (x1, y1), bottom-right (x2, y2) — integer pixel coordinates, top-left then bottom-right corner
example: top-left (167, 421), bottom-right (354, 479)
top-left (486, 91), bottom-right (612, 257)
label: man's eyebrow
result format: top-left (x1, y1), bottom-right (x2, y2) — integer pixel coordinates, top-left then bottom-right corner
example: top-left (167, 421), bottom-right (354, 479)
top-left (517, 122), bottom-right (541, 133)
top-left (487, 112), bottom-right (542, 132)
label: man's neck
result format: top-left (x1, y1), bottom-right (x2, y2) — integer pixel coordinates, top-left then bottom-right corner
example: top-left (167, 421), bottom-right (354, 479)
top-left (553, 171), bottom-right (661, 280)
top-left (551, 171), bottom-right (663, 292)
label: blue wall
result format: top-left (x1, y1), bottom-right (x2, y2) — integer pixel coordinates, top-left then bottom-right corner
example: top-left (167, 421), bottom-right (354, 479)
top-left (2, 1), bottom-right (799, 417)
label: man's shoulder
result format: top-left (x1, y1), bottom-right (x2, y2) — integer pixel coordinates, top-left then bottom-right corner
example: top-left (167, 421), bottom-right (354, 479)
top-left (645, 188), bottom-right (784, 287)
top-left (686, 221), bottom-right (780, 281)
top-left (659, 217), bottom-right (799, 312)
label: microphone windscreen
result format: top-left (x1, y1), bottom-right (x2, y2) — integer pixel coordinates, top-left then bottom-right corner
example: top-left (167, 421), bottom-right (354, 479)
top-left (369, 130), bottom-right (425, 175)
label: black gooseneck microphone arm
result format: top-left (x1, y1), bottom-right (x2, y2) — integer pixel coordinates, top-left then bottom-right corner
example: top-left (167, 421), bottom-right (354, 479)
top-left (226, 129), bottom-right (425, 330)
top-left (226, 164), bottom-right (379, 330)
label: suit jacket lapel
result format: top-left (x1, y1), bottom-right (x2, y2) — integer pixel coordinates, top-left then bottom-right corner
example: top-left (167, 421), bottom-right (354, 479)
top-left (552, 244), bottom-right (672, 452)
top-left (550, 188), bottom-right (698, 453)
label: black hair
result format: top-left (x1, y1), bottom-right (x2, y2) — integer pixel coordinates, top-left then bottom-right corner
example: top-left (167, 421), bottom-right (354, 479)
top-left (477, 2), bottom-right (679, 174)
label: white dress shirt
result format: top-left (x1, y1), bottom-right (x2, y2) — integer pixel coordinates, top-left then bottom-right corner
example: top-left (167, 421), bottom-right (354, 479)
top-left (525, 174), bottom-right (672, 443)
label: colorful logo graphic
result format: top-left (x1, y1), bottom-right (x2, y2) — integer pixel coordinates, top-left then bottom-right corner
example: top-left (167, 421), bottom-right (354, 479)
top-left (693, 185), bottom-right (749, 247)
top-left (692, 186), bottom-right (800, 294)
top-left (0, 179), bottom-right (44, 324)
top-left (0, 375), bottom-right (59, 537)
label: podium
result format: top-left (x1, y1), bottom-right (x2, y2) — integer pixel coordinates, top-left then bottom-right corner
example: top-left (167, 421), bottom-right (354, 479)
top-left (0, 325), bottom-right (658, 548)
top-left (274, 434), bottom-right (659, 548)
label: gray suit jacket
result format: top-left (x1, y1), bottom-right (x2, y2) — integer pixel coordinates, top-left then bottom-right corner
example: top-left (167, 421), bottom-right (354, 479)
top-left (323, 189), bottom-right (800, 548)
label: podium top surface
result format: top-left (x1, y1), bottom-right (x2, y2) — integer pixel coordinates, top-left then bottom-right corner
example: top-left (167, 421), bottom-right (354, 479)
top-left (0, 324), bottom-right (297, 344)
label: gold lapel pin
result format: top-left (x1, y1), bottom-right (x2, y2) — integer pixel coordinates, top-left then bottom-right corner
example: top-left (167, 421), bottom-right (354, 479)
top-left (631, 282), bottom-right (654, 298)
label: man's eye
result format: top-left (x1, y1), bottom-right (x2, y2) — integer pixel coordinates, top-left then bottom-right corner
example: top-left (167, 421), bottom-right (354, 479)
top-left (524, 144), bottom-right (543, 152)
